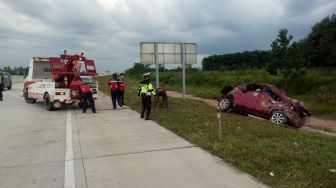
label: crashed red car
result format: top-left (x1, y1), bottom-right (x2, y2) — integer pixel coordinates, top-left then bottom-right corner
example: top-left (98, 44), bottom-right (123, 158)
top-left (217, 83), bottom-right (311, 127)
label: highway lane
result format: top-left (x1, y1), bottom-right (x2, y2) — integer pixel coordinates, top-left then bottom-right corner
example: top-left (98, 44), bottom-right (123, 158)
top-left (0, 77), bottom-right (267, 188)
top-left (0, 79), bottom-right (67, 187)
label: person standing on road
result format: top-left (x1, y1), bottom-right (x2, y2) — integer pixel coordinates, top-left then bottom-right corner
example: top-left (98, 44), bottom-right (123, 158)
top-left (0, 74), bottom-right (3, 101)
top-left (108, 73), bottom-right (123, 109)
top-left (118, 73), bottom-right (126, 105)
top-left (137, 72), bottom-right (155, 120)
top-left (79, 83), bottom-right (96, 113)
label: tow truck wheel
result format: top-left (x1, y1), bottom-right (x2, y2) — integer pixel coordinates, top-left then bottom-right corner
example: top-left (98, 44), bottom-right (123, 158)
top-left (24, 90), bottom-right (36, 104)
top-left (44, 93), bottom-right (54, 111)
top-left (219, 97), bottom-right (232, 112)
top-left (270, 111), bottom-right (287, 125)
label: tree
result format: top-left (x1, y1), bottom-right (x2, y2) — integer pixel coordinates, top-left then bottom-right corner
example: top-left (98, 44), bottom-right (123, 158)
top-left (305, 14), bottom-right (336, 68)
top-left (3, 66), bottom-right (14, 74)
top-left (158, 64), bottom-right (166, 72)
top-left (267, 28), bottom-right (293, 75)
top-left (267, 28), bottom-right (305, 82)
top-left (202, 51), bottom-right (271, 71)
top-left (124, 63), bottom-right (151, 77)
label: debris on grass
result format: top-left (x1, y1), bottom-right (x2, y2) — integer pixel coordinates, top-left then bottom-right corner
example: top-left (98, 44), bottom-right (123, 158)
top-left (329, 169), bottom-right (336, 173)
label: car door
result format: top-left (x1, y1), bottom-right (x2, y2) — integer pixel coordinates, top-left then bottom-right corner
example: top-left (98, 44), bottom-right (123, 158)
top-left (255, 92), bottom-right (274, 118)
top-left (234, 85), bottom-right (259, 112)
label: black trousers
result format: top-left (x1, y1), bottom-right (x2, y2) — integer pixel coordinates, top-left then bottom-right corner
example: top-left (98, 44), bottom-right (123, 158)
top-left (120, 91), bottom-right (125, 105)
top-left (81, 92), bottom-right (96, 113)
top-left (111, 90), bottom-right (122, 109)
top-left (0, 83), bottom-right (3, 101)
top-left (141, 93), bottom-right (151, 118)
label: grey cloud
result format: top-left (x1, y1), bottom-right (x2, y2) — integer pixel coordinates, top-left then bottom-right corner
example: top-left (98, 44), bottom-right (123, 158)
top-left (0, 0), bottom-right (335, 72)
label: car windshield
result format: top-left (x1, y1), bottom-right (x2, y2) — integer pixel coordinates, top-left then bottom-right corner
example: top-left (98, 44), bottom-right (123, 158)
top-left (80, 76), bottom-right (95, 83)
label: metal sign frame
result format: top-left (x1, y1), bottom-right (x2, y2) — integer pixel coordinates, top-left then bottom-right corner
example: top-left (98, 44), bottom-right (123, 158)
top-left (140, 42), bottom-right (197, 99)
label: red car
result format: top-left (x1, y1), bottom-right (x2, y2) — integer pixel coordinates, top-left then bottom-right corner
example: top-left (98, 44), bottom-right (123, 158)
top-left (217, 83), bottom-right (311, 127)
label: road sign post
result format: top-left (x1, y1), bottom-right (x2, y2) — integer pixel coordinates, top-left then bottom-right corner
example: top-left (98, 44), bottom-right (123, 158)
top-left (154, 42), bottom-right (159, 88)
top-left (217, 112), bottom-right (222, 140)
top-left (140, 42), bottom-right (197, 100)
top-left (181, 43), bottom-right (186, 99)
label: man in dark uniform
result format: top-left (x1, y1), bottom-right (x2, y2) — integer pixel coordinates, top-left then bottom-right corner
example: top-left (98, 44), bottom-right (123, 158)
top-left (79, 83), bottom-right (96, 113)
top-left (138, 72), bottom-right (155, 120)
top-left (108, 73), bottom-right (123, 109)
top-left (119, 73), bottom-right (125, 105)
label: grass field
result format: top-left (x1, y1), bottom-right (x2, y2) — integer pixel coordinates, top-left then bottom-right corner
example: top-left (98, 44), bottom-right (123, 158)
top-left (97, 75), bottom-right (336, 188)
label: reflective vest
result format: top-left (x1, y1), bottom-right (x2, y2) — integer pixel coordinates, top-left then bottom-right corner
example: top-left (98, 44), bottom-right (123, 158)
top-left (119, 81), bottom-right (125, 91)
top-left (108, 80), bottom-right (119, 91)
top-left (80, 85), bottom-right (91, 93)
top-left (139, 82), bottom-right (155, 96)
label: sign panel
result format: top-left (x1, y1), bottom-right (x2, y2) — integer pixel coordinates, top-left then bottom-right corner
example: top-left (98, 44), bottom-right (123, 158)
top-left (140, 42), bottom-right (197, 64)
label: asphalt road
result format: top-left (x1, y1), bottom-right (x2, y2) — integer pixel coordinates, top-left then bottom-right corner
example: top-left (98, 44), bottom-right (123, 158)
top-left (0, 77), bottom-right (267, 188)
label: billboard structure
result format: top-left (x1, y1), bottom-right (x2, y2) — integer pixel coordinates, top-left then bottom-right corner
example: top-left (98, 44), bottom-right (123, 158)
top-left (141, 43), bottom-right (197, 64)
top-left (140, 42), bottom-right (197, 99)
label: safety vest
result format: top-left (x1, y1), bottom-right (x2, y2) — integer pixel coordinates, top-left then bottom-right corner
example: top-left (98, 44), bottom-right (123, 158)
top-left (119, 81), bottom-right (125, 91)
top-left (139, 82), bottom-right (155, 96)
top-left (80, 85), bottom-right (92, 93)
top-left (0, 75), bottom-right (2, 84)
top-left (108, 80), bottom-right (119, 91)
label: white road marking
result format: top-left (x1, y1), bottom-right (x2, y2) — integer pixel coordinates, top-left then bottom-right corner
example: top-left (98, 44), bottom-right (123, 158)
top-left (64, 110), bottom-right (75, 188)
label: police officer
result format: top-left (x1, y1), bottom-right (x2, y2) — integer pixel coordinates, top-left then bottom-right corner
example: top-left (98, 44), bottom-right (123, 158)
top-left (0, 73), bottom-right (3, 101)
top-left (79, 83), bottom-right (96, 113)
top-left (138, 72), bottom-right (155, 120)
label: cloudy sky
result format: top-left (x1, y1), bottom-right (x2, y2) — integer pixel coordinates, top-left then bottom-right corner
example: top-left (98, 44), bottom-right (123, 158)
top-left (0, 0), bottom-right (335, 72)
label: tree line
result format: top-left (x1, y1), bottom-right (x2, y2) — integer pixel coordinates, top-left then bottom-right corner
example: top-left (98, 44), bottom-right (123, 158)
top-left (202, 14), bottom-right (336, 73)
top-left (0, 66), bottom-right (26, 75)
top-left (202, 50), bottom-right (270, 71)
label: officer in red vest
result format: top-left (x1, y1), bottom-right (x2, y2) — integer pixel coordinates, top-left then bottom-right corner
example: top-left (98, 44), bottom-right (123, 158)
top-left (108, 73), bottom-right (123, 109)
top-left (118, 73), bottom-right (125, 105)
top-left (79, 83), bottom-right (96, 113)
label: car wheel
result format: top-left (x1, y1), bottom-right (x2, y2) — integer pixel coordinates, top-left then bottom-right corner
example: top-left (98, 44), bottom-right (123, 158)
top-left (24, 90), bottom-right (36, 104)
top-left (8, 83), bottom-right (12, 90)
top-left (44, 93), bottom-right (54, 111)
top-left (270, 111), bottom-right (287, 124)
top-left (219, 97), bottom-right (232, 111)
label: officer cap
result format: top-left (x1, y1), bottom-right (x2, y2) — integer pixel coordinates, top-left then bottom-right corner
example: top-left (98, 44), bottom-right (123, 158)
top-left (143, 72), bottom-right (150, 77)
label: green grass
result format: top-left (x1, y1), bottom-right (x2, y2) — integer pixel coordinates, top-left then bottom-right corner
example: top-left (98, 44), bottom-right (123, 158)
top-left (97, 75), bottom-right (336, 188)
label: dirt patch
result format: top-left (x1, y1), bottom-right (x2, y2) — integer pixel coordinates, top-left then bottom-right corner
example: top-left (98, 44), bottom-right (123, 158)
top-left (307, 118), bottom-right (336, 133)
top-left (167, 91), bottom-right (336, 133)
top-left (167, 91), bottom-right (218, 108)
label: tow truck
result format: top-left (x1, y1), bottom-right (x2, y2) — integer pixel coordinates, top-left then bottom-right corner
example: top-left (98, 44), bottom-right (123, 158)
top-left (23, 51), bottom-right (98, 111)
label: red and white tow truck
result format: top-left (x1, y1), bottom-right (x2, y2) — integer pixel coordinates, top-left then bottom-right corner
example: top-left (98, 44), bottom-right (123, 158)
top-left (23, 51), bottom-right (98, 111)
